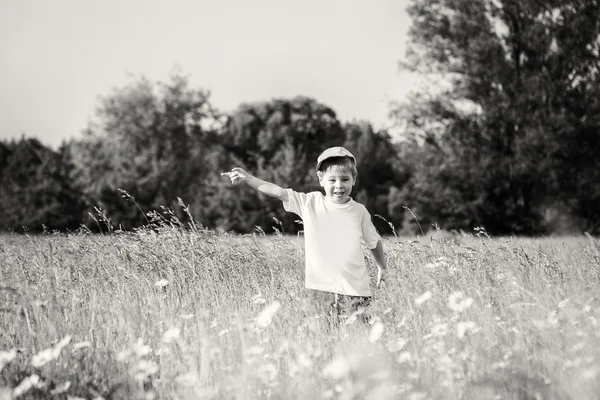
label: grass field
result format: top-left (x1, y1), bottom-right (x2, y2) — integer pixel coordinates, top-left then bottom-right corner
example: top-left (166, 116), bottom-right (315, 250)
top-left (1, 223), bottom-right (600, 399)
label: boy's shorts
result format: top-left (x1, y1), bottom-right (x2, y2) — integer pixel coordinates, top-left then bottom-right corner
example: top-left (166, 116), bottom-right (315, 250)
top-left (306, 289), bottom-right (372, 318)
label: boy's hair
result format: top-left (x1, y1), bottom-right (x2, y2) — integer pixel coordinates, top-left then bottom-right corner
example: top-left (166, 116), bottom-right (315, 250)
top-left (317, 156), bottom-right (358, 180)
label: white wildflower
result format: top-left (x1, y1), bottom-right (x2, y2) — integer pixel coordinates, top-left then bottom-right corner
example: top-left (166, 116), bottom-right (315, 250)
top-left (547, 311), bottom-right (559, 325)
top-left (582, 367), bottom-right (599, 380)
top-left (456, 321), bottom-right (477, 339)
top-left (31, 335), bottom-right (72, 368)
top-left (387, 338), bottom-right (408, 353)
top-left (246, 346), bottom-right (264, 357)
top-left (117, 339), bottom-right (151, 362)
top-left (12, 375), bottom-right (42, 398)
top-left (154, 279), bottom-right (169, 287)
top-left (431, 323), bottom-right (448, 337)
top-left (256, 301), bottom-right (281, 328)
top-left (257, 362), bottom-right (278, 384)
top-left (447, 292), bottom-right (474, 313)
top-left (368, 322), bottom-right (385, 343)
top-left (558, 298), bottom-right (569, 309)
top-left (162, 327), bottom-right (180, 344)
top-left (0, 349), bottom-right (17, 373)
top-left (297, 352), bottom-right (313, 368)
top-left (130, 359), bottom-right (159, 381)
top-left (415, 291), bottom-right (432, 306)
top-left (72, 341), bottom-right (92, 351)
top-left (50, 381), bottom-right (71, 395)
top-left (323, 356), bottom-right (350, 380)
top-left (252, 293), bottom-right (266, 304)
top-left (396, 351), bottom-right (411, 364)
top-left (218, 328), bottom-right (230, 337)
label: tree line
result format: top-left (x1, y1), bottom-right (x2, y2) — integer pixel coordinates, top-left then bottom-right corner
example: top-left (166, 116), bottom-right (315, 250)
top-left (1, 0), bottom-right (599, 236)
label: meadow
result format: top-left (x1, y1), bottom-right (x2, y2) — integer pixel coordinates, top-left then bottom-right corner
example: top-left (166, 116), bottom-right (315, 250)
top-left (1, 219), bottom-right (600, 400)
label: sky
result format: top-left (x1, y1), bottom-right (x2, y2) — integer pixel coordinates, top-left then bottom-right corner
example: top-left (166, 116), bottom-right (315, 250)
top-left (0, 0), bottom-right (415, 149)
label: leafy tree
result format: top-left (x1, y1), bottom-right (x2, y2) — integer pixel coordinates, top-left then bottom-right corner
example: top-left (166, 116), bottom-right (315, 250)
top-left (392, 0), bottom-right (600, 234)
top-left (68, 73), bottom-right (223, 230)
top-left (0, 138), bottom-right (86, 231)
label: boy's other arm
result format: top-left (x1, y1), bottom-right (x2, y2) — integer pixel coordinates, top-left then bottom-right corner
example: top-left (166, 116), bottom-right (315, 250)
top-left (369, 240), bottom-right (387, 287)
top-left (221, 167), bottom-right (289, 202)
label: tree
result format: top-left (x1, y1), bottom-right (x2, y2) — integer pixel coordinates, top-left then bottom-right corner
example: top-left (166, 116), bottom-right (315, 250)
top-left (68, 72), bottom-right (223, 230)
top-left (392, 0), bottom-right (600, 234)
top-left (0, 138), bottom-right (86, 231)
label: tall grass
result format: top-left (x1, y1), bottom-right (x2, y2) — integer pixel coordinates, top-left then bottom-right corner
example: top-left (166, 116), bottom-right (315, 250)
top-left (1, 215), bottom-right (600, 399)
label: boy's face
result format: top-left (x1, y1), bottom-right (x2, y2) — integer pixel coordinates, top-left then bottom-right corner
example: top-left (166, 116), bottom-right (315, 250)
top-left (318, 168), bottom-right (355, 204)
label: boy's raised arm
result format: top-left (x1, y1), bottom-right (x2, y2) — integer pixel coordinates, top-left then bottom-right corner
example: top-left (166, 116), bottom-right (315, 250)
top-left (221, 167), bottom-right (289, 202)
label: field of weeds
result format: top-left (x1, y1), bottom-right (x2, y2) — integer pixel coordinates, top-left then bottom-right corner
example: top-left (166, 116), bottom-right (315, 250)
top-left (1, 225), bottom-right (600, 400)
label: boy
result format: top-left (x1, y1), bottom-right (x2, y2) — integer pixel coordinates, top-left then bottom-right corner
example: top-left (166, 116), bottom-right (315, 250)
top-left (221, 146), bottom-right (387, 318)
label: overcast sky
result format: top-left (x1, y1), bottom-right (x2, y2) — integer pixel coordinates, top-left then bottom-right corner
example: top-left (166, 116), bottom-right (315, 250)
top-left (0, 0), bottom-right (414, 148)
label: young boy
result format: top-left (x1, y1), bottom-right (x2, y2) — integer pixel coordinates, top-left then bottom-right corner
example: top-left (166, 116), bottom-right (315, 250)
top-left (221, 146), bottom-right (387, 319)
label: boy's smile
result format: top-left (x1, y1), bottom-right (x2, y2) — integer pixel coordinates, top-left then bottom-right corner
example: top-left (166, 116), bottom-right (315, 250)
top-left (319, 170), bottom-right (355, 204)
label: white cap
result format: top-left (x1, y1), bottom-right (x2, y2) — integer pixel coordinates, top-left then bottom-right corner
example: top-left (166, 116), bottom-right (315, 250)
top-left (316, 146), bottom-right (356, 171)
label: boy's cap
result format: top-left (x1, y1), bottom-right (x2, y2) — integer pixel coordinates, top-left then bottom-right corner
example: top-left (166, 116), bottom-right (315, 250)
top-left (316, 146), bottom-right (356, 171)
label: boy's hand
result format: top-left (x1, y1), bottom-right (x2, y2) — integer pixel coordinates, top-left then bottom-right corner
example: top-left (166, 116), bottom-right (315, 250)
top-left (377, 267), bottom-right (387, 288)
top-left (221, 167), bottom-right (249, 185)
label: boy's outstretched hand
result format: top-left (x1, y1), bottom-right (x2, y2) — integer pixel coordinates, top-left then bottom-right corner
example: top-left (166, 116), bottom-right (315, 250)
top-left (221, 167), bottom-right (249, 185)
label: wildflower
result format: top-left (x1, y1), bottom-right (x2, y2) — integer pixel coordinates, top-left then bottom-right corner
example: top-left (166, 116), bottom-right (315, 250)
top-left (154, 279), bottom-right (169, 287)
top-left (176, 371), bottom-right (199, 387)
top-left (218, 328), bottom-right (230, 337)
top-left (297, 352), bottom-right (313, 368)
top-left (130, 359), bottom-right (159, 381)
top-left (396, 351), bottom-right (411, 364)
top-left (558, 298), bottom-right (569, 309)
top-left (252, 293), bottom-right (266, 304)
top-left (247, 346), bottom-right (264, 357)
top-left (256, 301), bottom-right (281, 328)
top-left (386, 338), bottom-right (408, 353)
top-left (117, 339), bottom-right (151, 362)
top-left (447, 292), bottom-right (474, 313)
top-left (49, 381), bottom-right (70, 395)
top-left (431, 323), bottom-right (448, 337)
top-left (162, 327), bottom-right (180, 344)
top-left (369, 322), bottom-right (385, 343)
top-left (257, 362), bottom-right (278, 384)
top-left (31, 335), bottom-right (72, 368)
top-left (72, 341), bottom-right (91, 351)
top-left (414, 291), bottom-right (432, 306)
top-left (582, 367), bottom-right (599, 380)
top-left (0, 349), bottom-right (17, 373)
top-left (179, 313), bottom-right (194, 320)
top-left (323, 356), bottom-right (350, 379)
top-left (396, 383), bottom-right (413, 394)
top-left (12, 375), bottom-right (42, 398)
top-left (547, 311), bottom-right (559, 325)
top-left (409, 391), bottom-right (428, 400)
top-left (456, 321), bottom-right (477, 339)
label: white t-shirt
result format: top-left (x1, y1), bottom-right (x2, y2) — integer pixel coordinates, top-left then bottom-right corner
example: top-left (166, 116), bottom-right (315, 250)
top-left (282, 189), bottom-right (381, 296)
